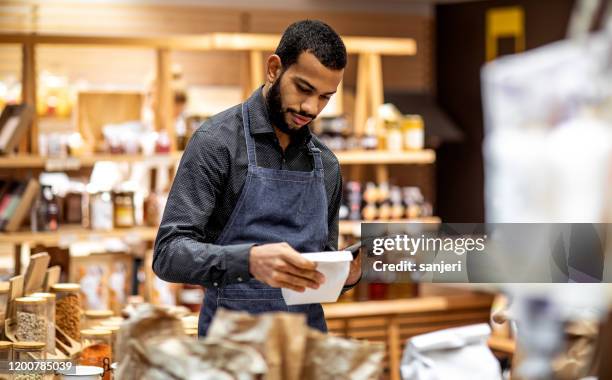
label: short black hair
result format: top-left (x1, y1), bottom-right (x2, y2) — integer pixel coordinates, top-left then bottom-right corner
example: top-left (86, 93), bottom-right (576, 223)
top-left (275, 20), bottom-right (347, 70)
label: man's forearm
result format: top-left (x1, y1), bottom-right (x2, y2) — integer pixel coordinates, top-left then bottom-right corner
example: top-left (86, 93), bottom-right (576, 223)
top-left (153, 235), bottom-right (253, 288)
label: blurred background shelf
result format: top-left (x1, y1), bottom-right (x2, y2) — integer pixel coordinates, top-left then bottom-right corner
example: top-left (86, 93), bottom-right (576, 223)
top-left (0, 153), bottom-right (182, 169)
top-left (335, 149), bottom-right (435, 165)
top-left (0, 225), bottom-right (158, 245)
top-left (339, 217), bottom-right (441, 236)
top-left (0, 149), bottom-right (435, 170)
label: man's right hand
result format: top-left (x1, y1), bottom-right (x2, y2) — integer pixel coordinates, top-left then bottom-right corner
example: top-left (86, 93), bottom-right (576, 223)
top-left (248, 242), bottom-right (325, 292)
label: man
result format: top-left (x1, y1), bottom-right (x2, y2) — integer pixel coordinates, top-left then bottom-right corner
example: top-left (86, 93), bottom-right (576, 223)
top-left (153, 20), bottom-right (361, 336)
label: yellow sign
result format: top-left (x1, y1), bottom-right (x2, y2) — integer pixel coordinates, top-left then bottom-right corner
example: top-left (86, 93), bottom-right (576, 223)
top-left (485, 6), bottom-right (525, 61)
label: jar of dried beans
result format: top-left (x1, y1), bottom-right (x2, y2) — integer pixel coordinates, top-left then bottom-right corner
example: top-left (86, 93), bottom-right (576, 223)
top-left (13, 341), bottom-right (46, 380)
top-left (51, 283), bottom-right (82, 342)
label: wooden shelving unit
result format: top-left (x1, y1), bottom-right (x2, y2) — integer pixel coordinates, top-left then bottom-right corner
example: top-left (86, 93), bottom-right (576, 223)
top-left (0, 149), bottom-right (434, 170)
top-left (335, 149), bottom-right (435, 165)
top-left (0, 152), bottom-right (182, 169)
top-left (0, 225), bottom-right (158, 246)
top-left (339, 217), bottom-right (441, 236)
top-left (324, 294), bottom-right (496, 380)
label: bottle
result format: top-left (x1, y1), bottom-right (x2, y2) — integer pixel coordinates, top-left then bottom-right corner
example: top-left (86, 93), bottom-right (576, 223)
top-left (144, 168), bottom-right (162, 227)
top-left (390, 186), bottom-right (405, 220)
top-left (346, 182), bottom-right (362, 221)
top-left (36, 186), bottom-right (59, 232)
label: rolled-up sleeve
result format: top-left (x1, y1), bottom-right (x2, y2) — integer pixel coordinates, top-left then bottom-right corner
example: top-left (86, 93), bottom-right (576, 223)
top-left (152, 128), bottom-right (252, 288)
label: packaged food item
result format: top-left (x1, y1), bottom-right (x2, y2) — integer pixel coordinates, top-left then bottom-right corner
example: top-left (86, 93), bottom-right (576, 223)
top-left (386, 119), bottom-right (404, 152)
top-left (390, 186), bottom-right (405, 220)
top-left (13, 341), bottom-right (46, 380)
top-left (90, 191), bottom-right (113, 231)
top-left (346, 181), bottom-right (362, 221)
top-left (15, 297), bottom-right (47, 343)
top-left (112, 191), bottom-right (135, 228)
top-left (51, 283), bottom-right (82, 342)
top-left (79, 329), bottom-right (112, 380)
top-left (402, 114), bottom-right (425, 150)
top-left (29, 292), bottom-right (56, 354)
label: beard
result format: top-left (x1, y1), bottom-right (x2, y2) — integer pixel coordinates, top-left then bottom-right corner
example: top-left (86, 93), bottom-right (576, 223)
top-left (265, 73), bottom-right (315, 136)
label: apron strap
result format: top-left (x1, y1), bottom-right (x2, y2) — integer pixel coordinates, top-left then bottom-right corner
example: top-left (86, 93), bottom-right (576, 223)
top-left (241, 102), bottom-right (258, 167)
top-left (307, 141), bottom-right (324, 171)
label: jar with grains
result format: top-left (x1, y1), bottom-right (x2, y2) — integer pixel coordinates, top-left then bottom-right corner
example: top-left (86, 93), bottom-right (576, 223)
top-left (29, 293), bottom-right (56, 354)
top-left (83, 310), bottom-right (113, 330)
top-left (13, 341), bottom-right (46, 380)
top-left (50, 283), bottom-right (82, 342)
top-left (15, 297), bottom-right (47, 344)
top-left (79, 329), bottom-right (112, 380)
top-left (0, 341), bottom-right (12, 380)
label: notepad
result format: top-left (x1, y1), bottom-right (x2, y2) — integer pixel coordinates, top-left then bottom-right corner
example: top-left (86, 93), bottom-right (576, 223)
top-left (282, 251), bottom-right (353, 305)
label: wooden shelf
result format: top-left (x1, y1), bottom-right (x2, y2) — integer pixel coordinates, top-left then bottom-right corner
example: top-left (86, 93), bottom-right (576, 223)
top-left (0, 153), bottom-right (182, 170)
top-left (339, 217), bottom-right (441, 236)
top-left (335, 149), bottom-right (435, 165)
top-left (0, 225), bottom-right (158, 246)
top-left (0, 150), bottom-right (433, 170)
top-left (0, 32), bottom-right (416, 55)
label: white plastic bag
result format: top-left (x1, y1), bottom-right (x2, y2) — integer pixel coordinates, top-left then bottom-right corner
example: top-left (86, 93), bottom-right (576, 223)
top-left (400, 324), bottom-right (502, 380)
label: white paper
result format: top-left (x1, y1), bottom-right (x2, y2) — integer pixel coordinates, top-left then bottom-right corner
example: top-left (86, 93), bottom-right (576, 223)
top-left (282, 251), bottom-right (353, 305)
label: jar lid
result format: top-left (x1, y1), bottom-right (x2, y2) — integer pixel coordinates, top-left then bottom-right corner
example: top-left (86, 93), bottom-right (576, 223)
top-left (93, 325), bottom-right (119, 332)
top-left (0, 341), bottom-right (12, 349)
top-left (51, 283), bottom-right (81, 292)
top-left (0, 282), bottom-right (9, 293)
top-left (15, 296), bottom-right (45, 304)
top-left (13, 342), bottom-right (45, 349)
top-left (29, 292), bottom-right (56, 300)
top-left (81, 329), bottom-right (111, 337)
top-left (84, 310), bottom-right (113, 319)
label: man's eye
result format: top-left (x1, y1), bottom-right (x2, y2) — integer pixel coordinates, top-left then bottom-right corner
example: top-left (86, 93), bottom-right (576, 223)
top-left (298, 85), bottom-right (311, 94)
top-left (321, 95), bottom-right (331, 101)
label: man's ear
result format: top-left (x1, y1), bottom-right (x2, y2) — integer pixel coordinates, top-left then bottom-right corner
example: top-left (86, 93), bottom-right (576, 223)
top-left (266, 54), bottom-right (283, 83)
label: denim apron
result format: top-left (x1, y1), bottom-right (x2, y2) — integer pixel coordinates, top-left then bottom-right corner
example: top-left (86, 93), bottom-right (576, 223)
top-left (198, 100), bottom-right (329, 336)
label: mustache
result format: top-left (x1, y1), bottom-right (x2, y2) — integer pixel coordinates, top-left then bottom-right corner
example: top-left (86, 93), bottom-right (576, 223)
top-left (286, 108), bottom-right (316, 120)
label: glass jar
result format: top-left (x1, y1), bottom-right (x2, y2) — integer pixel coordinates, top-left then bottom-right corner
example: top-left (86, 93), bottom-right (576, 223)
top-left (112, 192), bottom-right (134, 228)
top-left (29, 293), bottom-right (56, 354)
top-left (51, 283), bottom-right (82, 342)
top-left (401, 114), bottom-right (424, 151)
top-left (0, 341), bottom-right (12, 380)
top-left (79, 329), bottom-right (112, 380)
top-left (93, 325), bottom-right (119, 362)
top-left (13, 341), bottom-right (46, 380)
top-left (90, 191), bottom-right (113, 231)
top-left (15, 297), bottom-right (47, 344)
top-left (83, 310), bottom-right (114, 329)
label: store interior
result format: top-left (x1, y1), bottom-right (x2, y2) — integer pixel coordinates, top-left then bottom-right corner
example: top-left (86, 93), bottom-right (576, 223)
top-left (0, 0), bottom-right (611, 379)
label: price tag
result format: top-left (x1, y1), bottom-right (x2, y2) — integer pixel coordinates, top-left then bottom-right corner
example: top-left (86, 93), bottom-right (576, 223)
top-left (45, 157), bottom-right (81, 171)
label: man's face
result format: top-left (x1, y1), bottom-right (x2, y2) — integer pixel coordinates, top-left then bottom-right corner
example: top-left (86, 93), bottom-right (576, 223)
top-left (266, 52), bottom-right (344, 135)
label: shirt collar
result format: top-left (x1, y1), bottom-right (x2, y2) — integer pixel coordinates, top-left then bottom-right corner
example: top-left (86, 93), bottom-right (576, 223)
top-left (245, 87), bottom-right (313, 146)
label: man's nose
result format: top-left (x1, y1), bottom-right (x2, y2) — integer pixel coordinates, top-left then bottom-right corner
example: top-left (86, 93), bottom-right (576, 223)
top-left (301, 96), bottom-right (318, 117)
